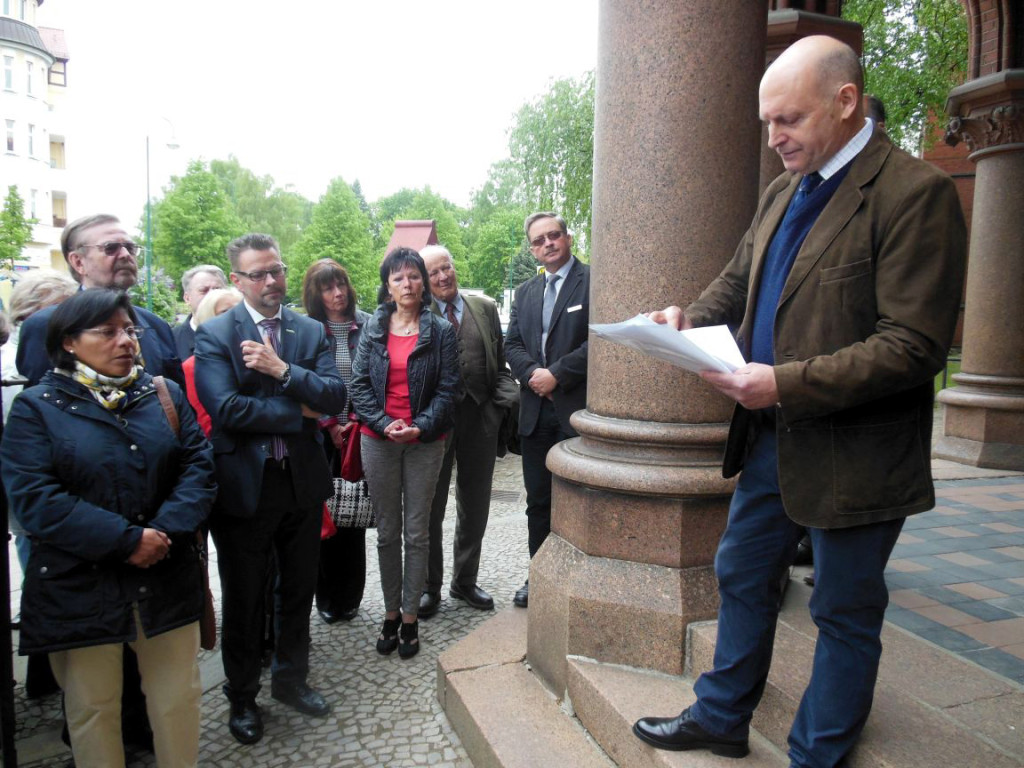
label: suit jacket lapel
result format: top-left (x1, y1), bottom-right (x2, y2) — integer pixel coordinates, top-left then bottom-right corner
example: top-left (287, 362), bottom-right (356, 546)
top-left (278, 309), bottom-right (297, 362)
top-left (547, 261), bottom-right (581, 337)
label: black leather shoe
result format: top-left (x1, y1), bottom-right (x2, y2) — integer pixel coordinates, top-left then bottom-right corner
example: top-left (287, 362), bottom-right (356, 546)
top-left (228, 699), bottom-right (263, 745)
top-left (319, 608), bottom-right (341, 625)
top-left (271, 681), bottom-right (330, 717)
top-left (793, 534), bottom-right (814, 566)
top-left (377, 617), bottom-right (400, 655)
top-left (338, 606), bottom-right (359, 621)
top-left (449, 583), bottom-right (494, 610)
top-left (399, 620), bottom-right (420, 659)
top-left (633, 707), bottom-right (748, 758)
top-left (419, 591), bottom-right (441, 618)
top-left (513, 580), bottom-right (529, 608)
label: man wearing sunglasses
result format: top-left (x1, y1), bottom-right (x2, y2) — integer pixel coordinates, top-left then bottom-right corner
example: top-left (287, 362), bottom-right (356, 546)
top-left (504, 211), bottom-right (589, 608)
top-left (15, 214), bottom-right (183, 388)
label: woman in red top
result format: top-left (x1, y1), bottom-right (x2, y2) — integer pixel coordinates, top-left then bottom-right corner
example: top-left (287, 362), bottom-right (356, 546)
top-left (182, 288), bottom-right (242, 437)
top-left (349, 248), bottom-right (459, 659)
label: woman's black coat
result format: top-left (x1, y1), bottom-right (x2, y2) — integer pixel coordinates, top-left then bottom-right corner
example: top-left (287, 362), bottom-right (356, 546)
top-left (0, 371), bottom-right (216, 654)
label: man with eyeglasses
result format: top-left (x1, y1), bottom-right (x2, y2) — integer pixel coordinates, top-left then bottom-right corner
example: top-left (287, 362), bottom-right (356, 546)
top-left (504, 212), bottom-right (589, 608)
top-left (15, 214), bottom-right (183, 388)
top-left (194, 233), bottom-right (346, 745)
top-left (173, 264), bottom-right (228, 360)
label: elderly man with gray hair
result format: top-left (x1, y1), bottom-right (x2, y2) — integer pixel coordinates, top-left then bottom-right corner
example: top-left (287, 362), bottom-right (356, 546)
top-left (173, 264), bottom-right (228, 360)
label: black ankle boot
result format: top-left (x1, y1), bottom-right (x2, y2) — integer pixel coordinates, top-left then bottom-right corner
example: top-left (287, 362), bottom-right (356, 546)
top-left (376, 617), bottom-right (400, 655)
top-left (398, 620), bottom-right (419, 659)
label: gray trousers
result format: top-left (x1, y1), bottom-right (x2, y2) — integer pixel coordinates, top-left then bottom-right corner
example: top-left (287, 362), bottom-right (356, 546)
top-left (362, 436), bottom-right (446, 615)
top-left (426, 397), bottom-right (501, 592)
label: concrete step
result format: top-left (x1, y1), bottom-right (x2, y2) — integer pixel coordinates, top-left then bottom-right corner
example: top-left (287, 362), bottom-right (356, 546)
top-left (566, 656), bottom-right (788, 768)
top-left (689, 577), bottom-right (1024, 767)
top-left (438, 608), bottom-right (615, 768)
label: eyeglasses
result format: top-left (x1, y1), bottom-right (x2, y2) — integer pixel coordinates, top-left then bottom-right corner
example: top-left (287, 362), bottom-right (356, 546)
top-left (79, 241), bottom-right (144, 257)
top-left (233, 264), bottom-right (288, 282)
top-left (529, 230), bottom-right (564, 249)
top-left (82, 326), bottom-right (145, 341)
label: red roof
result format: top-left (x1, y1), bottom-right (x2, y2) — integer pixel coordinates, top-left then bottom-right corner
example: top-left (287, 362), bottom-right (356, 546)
top-left (38, 27), bottom-right (69, 60)
top-left (385, 220), bottom-right (438, 254)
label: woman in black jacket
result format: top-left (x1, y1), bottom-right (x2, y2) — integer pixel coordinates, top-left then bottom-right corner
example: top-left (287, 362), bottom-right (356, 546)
top-left (302, 259), bottom-right (371, 624)
top-left (350, 248), bottom-right (459, 659)
top-left (1, 289), bottom-right (215, 768)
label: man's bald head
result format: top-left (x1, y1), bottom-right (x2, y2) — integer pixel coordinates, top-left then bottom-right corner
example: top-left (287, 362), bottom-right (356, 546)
top-left (759, 36), bottom-right (865, 174)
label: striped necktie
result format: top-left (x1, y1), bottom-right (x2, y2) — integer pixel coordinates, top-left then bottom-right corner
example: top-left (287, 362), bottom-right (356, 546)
top-left (259, 318), bottom-right (287, 462)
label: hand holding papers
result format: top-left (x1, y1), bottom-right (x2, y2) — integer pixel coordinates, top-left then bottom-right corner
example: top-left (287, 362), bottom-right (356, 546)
top-left (590, 314), bottom-right (745, 374)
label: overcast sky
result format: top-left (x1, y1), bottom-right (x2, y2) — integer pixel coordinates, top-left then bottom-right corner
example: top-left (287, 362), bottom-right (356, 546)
top-left (37, 1), bottom-right (598, 228)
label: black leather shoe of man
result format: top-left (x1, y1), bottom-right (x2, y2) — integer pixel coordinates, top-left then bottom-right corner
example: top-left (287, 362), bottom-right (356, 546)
top-left (419, 591), bottom-right (441, 618)
top-left (228, 699), bottom-right (263, 745)
top-left (513, 580), bottom-right (529, 608)
top-left (449, 583), bottom-right (495, 610)
top-left (271, 681), bottom-right (330, 717)
top-left (632, 707), bottom-right (749, 758)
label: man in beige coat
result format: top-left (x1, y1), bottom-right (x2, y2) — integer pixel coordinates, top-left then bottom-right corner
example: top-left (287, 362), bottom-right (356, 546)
top-left (633, 36), bottom-right (966, 767)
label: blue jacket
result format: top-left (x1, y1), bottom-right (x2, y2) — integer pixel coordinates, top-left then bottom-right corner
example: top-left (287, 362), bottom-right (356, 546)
top-left (0, 372), bottom-right (215, 654)
top-left (194, 302), bottom-right (347, 517)
top-left (16, 299), bottom-right (183, 388)
top-left (349, 305), bottom-right (459, 443)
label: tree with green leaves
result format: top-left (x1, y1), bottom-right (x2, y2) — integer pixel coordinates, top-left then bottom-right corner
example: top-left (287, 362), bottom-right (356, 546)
top-left (468, 207), bottom-right (535, 303)
top-left (0, 185), bottom-right (35, 272)
top-left (287, 177), bottom-right (377, 308)
top-left (506, 71), bottom-right (594, 259)
top-left (843, 0), bottom-right (968, 150)
top-left (209, 156), bottom-right (312, 254)
top-left (151, 160), bottom-right (243, 283)
top-left (128, 266), bottom-right (179, 324)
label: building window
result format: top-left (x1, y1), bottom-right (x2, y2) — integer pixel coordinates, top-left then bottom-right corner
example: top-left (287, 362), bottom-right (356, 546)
top-left (3, 56), bottom-right (13, 91)
top-left (26, 61), bottom-right (32, 95)
top-left (27, 124), bottom-right (34, 156)
top-left (29, 189), bottom-right (37, 219)
top-left (2, 1), bottom-right (9, 15)
top-left (19, 0), bottom-right (26, 21)
top-left (48, 60), bottom-right (67, 88)
top-left (5, 120), bottom-right (13, 152)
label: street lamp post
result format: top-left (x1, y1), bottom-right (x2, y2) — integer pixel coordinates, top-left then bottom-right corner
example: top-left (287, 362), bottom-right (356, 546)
top-left (144, 119), bottom-right (179, 311)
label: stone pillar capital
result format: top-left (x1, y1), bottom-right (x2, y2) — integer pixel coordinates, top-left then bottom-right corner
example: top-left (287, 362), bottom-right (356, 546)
top-left (945, 70), bottom-right (1024, 154)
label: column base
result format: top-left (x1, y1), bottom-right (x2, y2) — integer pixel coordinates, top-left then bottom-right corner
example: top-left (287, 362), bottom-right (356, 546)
top-left (936, 380), bottom-right (1024, 470)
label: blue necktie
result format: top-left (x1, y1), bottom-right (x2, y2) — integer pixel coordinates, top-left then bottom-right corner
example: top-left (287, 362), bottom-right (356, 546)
top-left (796, 171), bottom-right (823, 201)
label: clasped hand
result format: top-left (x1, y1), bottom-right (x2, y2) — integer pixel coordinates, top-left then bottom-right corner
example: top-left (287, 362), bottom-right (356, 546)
top-left (239, 339), bottom-right (322, 419)
top-left (383, 419), bottom-right (421, 443)
top-left (645, 305), bottom-right (779, 410)
top-left (528, 368), bottom-right (557, 399)
top-left (128, 528), bottom-right (170, 568)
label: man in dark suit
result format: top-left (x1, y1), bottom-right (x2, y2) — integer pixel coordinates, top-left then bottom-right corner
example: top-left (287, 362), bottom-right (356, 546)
top-left (15, 214), bottom-right (182, 387)
top-left (195, 233), bottom-right (346, 745)
top-left (172, 264), bottom-right (227, 360)
top-left (633, 37), bottom-right (966, 766)
top-left (505, 212), bottom-right (589, 608)
top-left (419, 245), bottom-right (519, 617)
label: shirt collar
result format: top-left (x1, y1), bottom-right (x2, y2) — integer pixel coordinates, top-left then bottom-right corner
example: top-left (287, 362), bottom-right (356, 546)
top-left (242, 300), bottom-right (282, 326)
top-left (818, 118), bottom-right (873, 181)
top-left (434, 292), bottom-right (464, 316)
top-left (547, 255), bottom-right (575, 282)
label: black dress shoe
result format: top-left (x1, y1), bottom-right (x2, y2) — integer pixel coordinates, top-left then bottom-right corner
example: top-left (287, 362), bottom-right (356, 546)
top-left (228, 699), bottom-right (263, 745)
top-left (633, 707), bottom-right (748, 758)
top-left (793, 534), bottom-right (814, 566)
top-left (449, 583), bottom-right (495, 610)
top-left (319, 608), bottom-right (341, 625)
top-left (419, 591), bottom-right (441, 618)
top-left (513, 580), bottom-right (529, 608)
top-left (271, 681), bottom-right (330, 717)
top-left (338, 606), bottom-right (359, 621)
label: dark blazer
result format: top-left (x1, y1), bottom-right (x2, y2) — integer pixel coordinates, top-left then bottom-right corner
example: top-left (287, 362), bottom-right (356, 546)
top-left (194, 302), bottom-right (347, 518)
top-left (16, 298), bottom-right (183, 388)
top-left (173, 317), bottom-right (197, 361)
top-left (349, 305), bottom-right (459, 443)
top-left (505, 258), bottom-right (589, 436)
top-left (686, 132), bottom-right (967, 529)
top-left (1, 372), bottom-right (215, 654)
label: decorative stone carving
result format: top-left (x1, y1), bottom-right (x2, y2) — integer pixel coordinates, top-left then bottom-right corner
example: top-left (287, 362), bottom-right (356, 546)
top-left (946, 105), bottom-right (1024, 151)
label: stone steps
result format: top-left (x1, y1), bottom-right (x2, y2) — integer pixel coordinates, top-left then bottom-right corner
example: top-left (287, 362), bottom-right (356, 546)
top-left (687, 578), bottom-right (1024, 767)
top-left (439, 579), bottom-right (1024, 768)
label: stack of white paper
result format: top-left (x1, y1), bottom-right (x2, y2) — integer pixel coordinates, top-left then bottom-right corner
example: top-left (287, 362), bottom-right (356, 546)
top-left (590, 314), bottom-right (745, 374)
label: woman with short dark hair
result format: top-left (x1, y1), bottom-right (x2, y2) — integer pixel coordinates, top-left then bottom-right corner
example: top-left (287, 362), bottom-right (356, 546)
top-left (1, 289), bottom-right (215, 768)
top-left (349, 248), bottom-right (459, 659)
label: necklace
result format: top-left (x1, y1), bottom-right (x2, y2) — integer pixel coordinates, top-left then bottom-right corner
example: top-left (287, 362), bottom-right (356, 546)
top-left (391, 316), bottom-right (419, 335)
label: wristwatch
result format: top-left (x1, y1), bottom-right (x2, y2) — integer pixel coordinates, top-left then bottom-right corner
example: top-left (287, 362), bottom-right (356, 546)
top-left (277, 364), bottom-right (291, 385)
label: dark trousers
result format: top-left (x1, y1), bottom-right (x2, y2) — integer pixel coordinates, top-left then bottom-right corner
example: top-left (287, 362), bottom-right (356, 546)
top-left (689, 429), bottom-right (903, 768)
top-left (316, 527), bottom-right (366, 613)
top-left (426, 397), bottom-right (500, 592)
top-left (520, 398), bottom-right (574, 558)
top-left (211, 463), bottom-right (321, 699)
